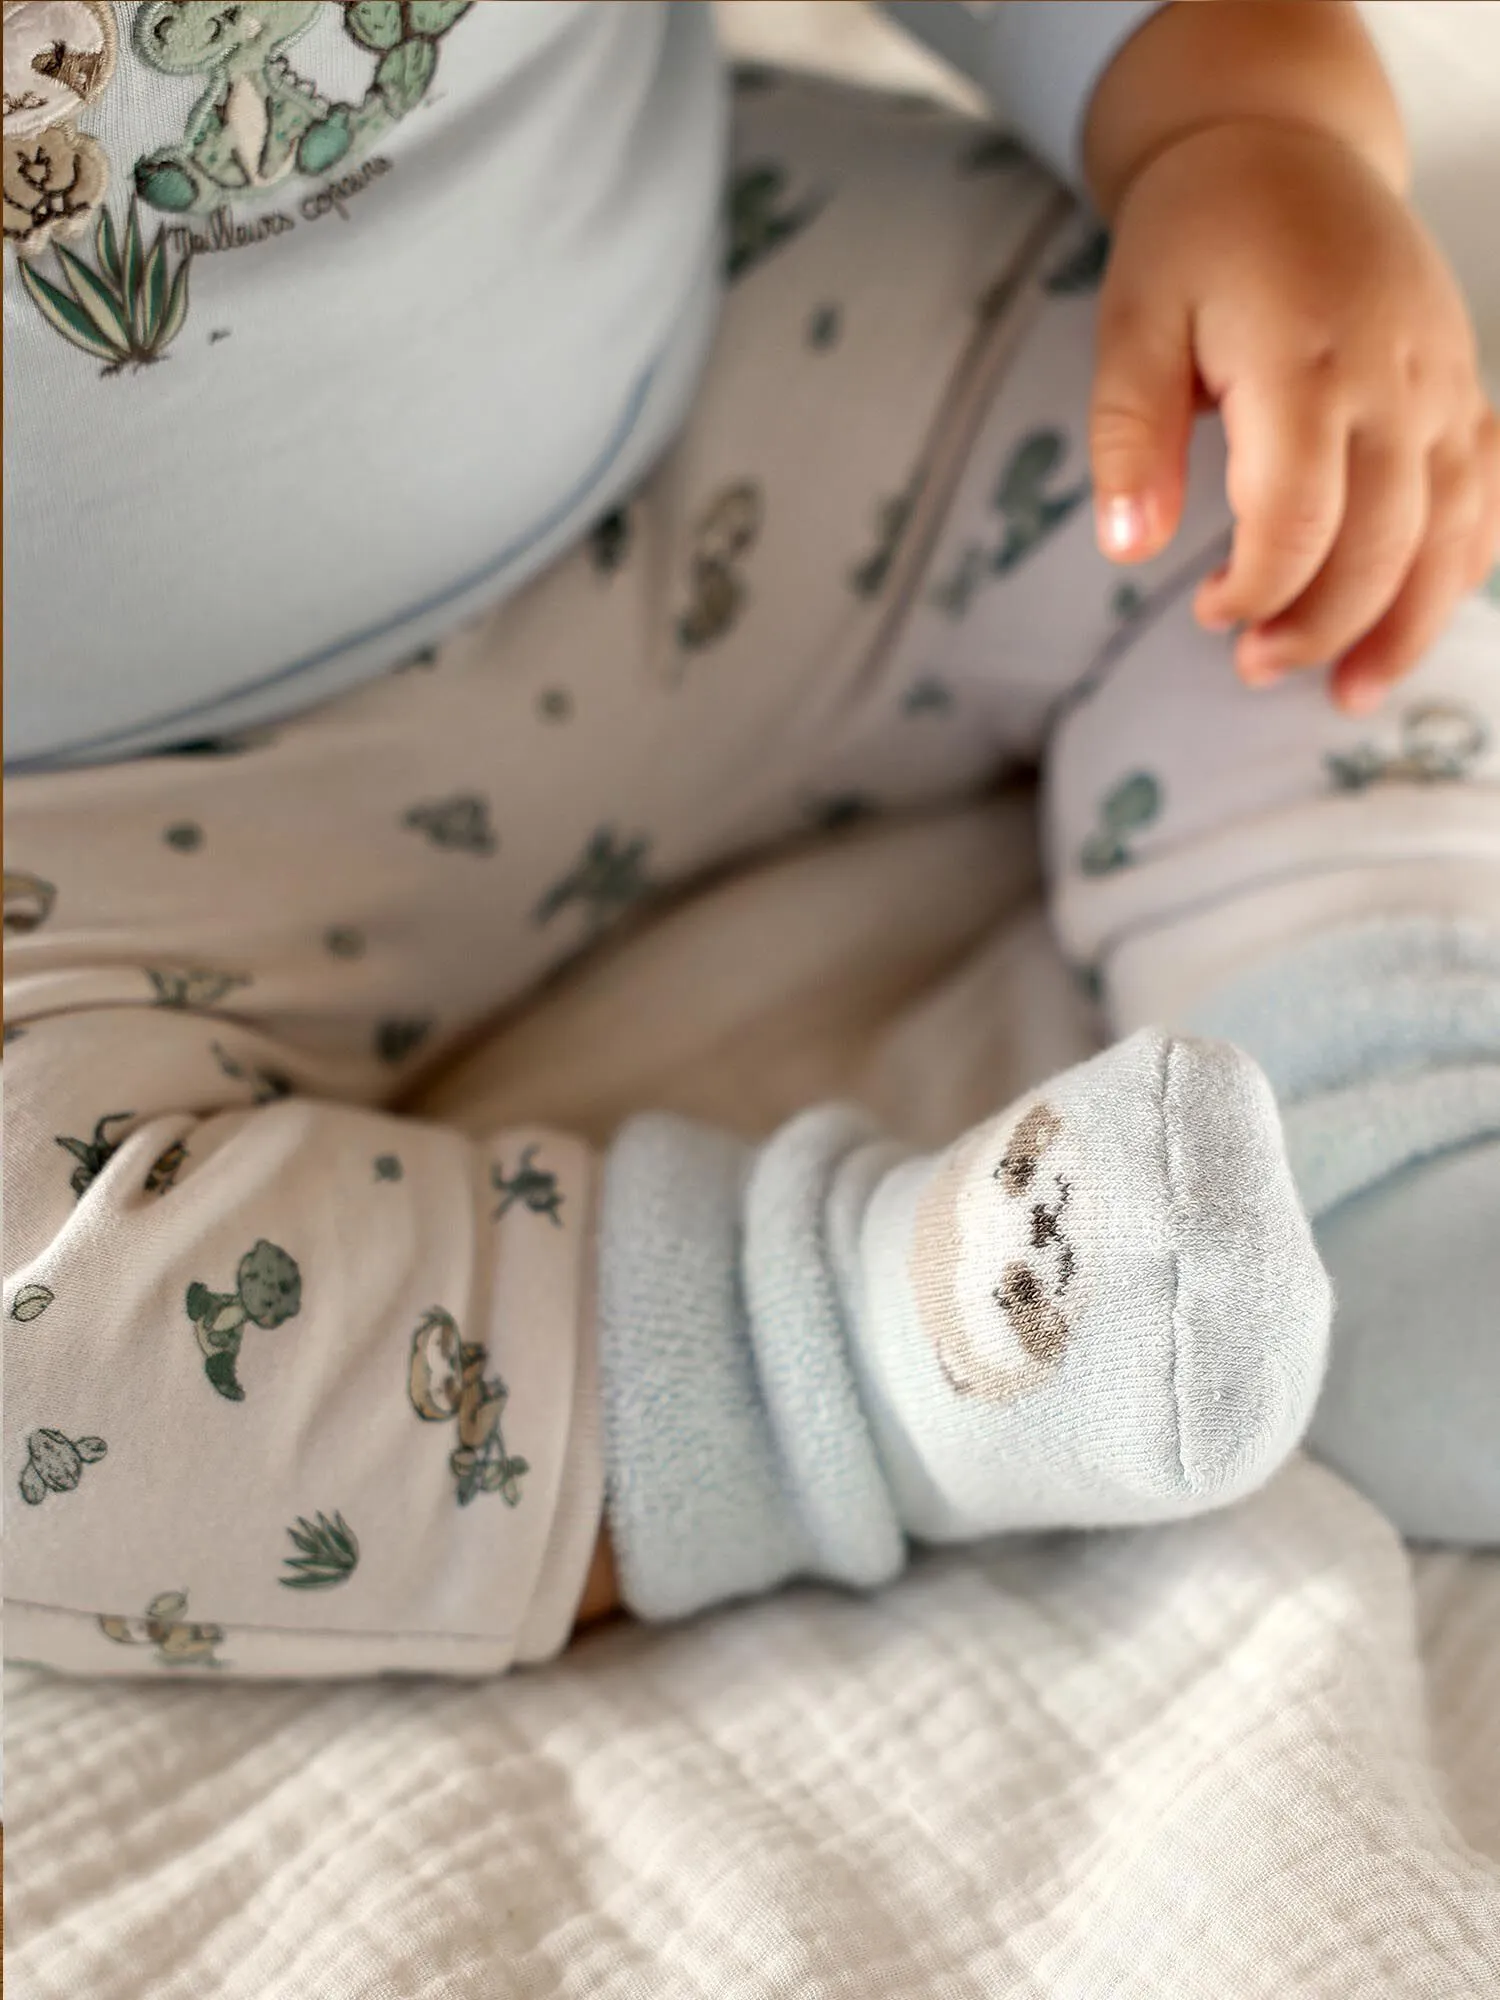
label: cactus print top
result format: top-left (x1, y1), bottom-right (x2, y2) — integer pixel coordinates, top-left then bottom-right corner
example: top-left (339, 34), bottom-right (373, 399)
top-left (4, 0), bottom-right (1155, 771)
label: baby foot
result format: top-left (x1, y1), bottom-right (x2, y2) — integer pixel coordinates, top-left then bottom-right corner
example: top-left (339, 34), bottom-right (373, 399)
top-left (852, 1030), bottom-right (1333, 1537)
top-left (600, 1031), bottom-right (1332, 1621)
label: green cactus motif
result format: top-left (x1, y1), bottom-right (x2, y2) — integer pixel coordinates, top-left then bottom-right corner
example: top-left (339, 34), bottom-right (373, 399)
top-left (99, 1589), bottom-right (225, 1668)
top-left (16, 199), bottom-right (192, 373)
top-left (185, 1238), bottom-right (302, 1402)
top-left (19, 1428), bottom-right (107, 1506)
top-left (373, 1153), bottom-right (404, 1182)
top-left (1326, 701), bottom-right (1488, 792)
top-left (490, 1145), bottom-right (563, 1226)
top-left (534, 827), bottom-right (655, 940)
top-left (401, 793), bottom-right (497, 855)
top-left (1079, 771), bottom-right (1163, 876)
top-left (930, 428), bottom-right (1089, 617)
top-left (280, 1510), bottom-right (359, 1590)
top-left (55, 1111), bottom-right (134, 1200)
top-left (992, 430), bottom-right (1091, 574)
top-left (131, 2), bottom-right (471, 216)
top-left (725, 161), bottom-right (824, 283)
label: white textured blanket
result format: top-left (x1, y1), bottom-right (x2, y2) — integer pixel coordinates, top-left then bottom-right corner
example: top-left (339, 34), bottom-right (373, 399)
top-left (8, 795), bottom-right (1500, 1996)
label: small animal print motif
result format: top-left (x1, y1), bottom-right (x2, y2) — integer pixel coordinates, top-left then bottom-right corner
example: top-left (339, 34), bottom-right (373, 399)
top-left (1079, 771), bottom-right (1162, 876)
top-left (725, 160), bottom-right (823, 283)
top-left (1044, 227), bottom-right (1110, 295)
top-left (324, 926), bottom-right (365, 959)
top-left (18, 1428), bottom-right (106, 1505)
top-left (534, 827), bottom-right (654, 939)
top-left (589, 506), bottom-right (632, 575)
top-left (56, 1111), bottom-right (134, 1199)
top-left (902, 676), bottom-right (953, 716)
top-left (805, 302), bottom-right (842, 350)
top-left (279, 1510), bottom-right (359, 1591)
top-left (1325, 701), bottom-right (1488, 791)
top-left (491, 1144), bottom-right (563, 1226)
top-left (185, 1238), bottom-right (302, 1402)
top-left (677, 480), bottom-right (763, 652)
top-left (211, 1040), bottom-right (292, 1103)
top-left (401, 792), bottom-right (497, 855)
top-left (163, 821), bottom-right (203, 852)
top-left (849, 491), bottom-right (914, 599)
top-left (373, 1153), bottom-right (404, 1183)
top-left (407, 1307), bottom-right (529, 1507)
top-left (143, 1137), bottom-right (189, 1194)
top-left (148, 966), bottom-right (251, 1009)
top-left (99, 1590), bottom-right (224, 1668)
top-left (131, 0), bottom-right (469, 215)
top-left (10, 1283), bottom-right (55, 1322)
top-left (4, 869), bottom-right (56, 935)
top-left (375, 1016), bottom-right (433, 1065)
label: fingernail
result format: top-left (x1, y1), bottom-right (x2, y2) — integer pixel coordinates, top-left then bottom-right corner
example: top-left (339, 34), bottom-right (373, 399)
top-left (1098, 494), bottom-right (1147, 557)
top-left (1237, 634), bottom-right (1287, 686)
top-left (1196, 597), bottom-right (1234, 634)
top-left (1238, 656), bottom-right (1282, 689)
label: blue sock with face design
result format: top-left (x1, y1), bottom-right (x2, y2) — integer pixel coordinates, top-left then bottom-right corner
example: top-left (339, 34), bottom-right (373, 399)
top-left (597, 1028), bottom-right (1331, 1623)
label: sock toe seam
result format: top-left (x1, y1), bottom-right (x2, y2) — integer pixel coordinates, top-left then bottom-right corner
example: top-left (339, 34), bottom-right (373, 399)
top-left (1160, 1035), bottom-right (1190, 1491)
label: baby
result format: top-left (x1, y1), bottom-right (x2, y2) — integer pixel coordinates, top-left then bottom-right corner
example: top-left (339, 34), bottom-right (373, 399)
top-left (4, 1), bottom-right (1497, 1676)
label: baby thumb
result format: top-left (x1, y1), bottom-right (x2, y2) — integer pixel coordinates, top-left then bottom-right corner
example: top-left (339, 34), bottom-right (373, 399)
top-left (1090, 294), bottom-right (1194, 562)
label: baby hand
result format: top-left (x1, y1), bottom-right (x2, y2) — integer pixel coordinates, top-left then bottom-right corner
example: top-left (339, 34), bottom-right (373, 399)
top-left (1090, 119), bottom-right (1500, 712)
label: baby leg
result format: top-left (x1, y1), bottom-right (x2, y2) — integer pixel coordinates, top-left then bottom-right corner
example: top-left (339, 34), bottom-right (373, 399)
top-left (1047, 575), bottom-right (1500, 1544)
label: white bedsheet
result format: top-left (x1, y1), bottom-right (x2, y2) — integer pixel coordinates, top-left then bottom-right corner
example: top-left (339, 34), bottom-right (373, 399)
top-left (8, 794), bottom-right (1500, 1996)
top-left (10, 5), bottom-right (1500, 1981)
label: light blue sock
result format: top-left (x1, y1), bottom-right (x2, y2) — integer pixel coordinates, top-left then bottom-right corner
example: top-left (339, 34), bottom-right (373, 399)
top-left (1188, 918), bottom-right (1500, 1545)
top-left (597, 1030), bottom-right (1330, 1622)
